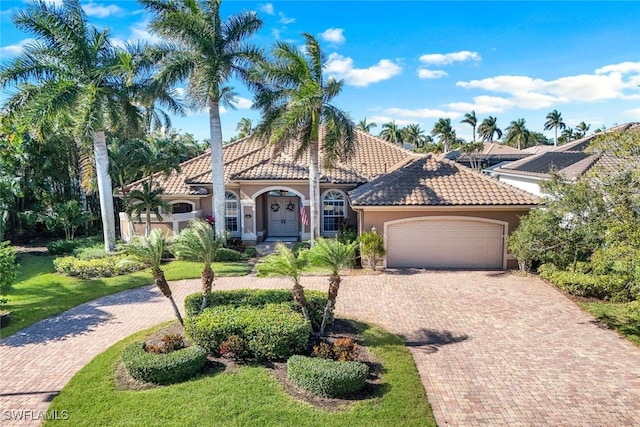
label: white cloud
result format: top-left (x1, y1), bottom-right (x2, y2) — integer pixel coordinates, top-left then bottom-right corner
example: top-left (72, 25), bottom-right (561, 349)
top-left (325, 53), bottom-right (402, 87)
top-left (278, 12), bottom-right (295, 24)
top-left (456, 63), bottom-right (640, 110)
top-left (447, 96), bottom-right (516, 114)
top-left (623, 108), bottom-right (640, 118)
top-left (369, 116), bottom-right (414, 127)
top-left (130, 20), bottom-right (160, 44)
top-left (384, 107), bottom-right (458, 119)
top-left (320, 28), bottom-right (345, 45)
top-left (234, 97), bottom-right (253, 109)
top-left (419, 50), bottom-right (481, 66)
top-left (82, 2), bottom-right (124, 18)
top-left (41, 0), bottom-right (62, 6)
top-left (0, 38), bottom-right (35, 58)
top-left (417, 69), bottom-right (448, 79)
top-left (259, 3), bottom-right (274, 15)
top-left (271, 28), bottom-right (280, 39)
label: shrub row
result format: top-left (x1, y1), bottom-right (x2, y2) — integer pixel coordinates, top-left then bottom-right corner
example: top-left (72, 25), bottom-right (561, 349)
top-left (184, 303), bottom-right (311, 360)
top-left (53, 255), bottom-right (144, 278)
top-left (538, 264), bottom-right (633, 302)
top-left (287, 355), bottom-right (369, 398)
top-left (121, 341), bottom-right (207, 385)
top-left (214, 248), bottom-right (245, 262)
top-left (184, 289), bottom-right (331, 331)
top-left (46, 236), bottom-right (103, 255)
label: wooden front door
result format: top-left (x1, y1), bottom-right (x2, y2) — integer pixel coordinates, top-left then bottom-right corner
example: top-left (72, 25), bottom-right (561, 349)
top-left (267, 196), bottom-right (299, 237)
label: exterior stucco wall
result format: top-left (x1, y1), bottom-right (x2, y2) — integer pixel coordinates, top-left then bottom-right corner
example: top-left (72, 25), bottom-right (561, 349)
top-left (355, 207), bottom-right (533, 269)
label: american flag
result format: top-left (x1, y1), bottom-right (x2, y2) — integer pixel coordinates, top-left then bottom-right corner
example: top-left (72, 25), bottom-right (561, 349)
top-left (300, 205), bottom-right (309, 226)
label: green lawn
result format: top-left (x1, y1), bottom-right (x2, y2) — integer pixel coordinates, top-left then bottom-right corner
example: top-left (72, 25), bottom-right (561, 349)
top-left (581, 300), bottom-right (640, 346)
top-left (0, 254), bottom-right (251, 339)
top-left (45, 320), bottom-right (435, 427)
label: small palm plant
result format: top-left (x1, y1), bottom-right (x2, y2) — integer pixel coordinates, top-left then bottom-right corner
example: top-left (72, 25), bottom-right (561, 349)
top-left (172, 219), bottom-right (221, 314)
top-left (257, 243), bottom-right (310, 325)
top-left (308, 238), bottom-right (357, 335)
top-left (358, 231), bottom-right (386, 271)
top-left (126, 230), bottom-right (183, 325)
top-left (124, 182), bottom-right (171, 238)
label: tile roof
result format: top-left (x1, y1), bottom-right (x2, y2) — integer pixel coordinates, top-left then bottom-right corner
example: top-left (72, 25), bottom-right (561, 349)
top-left (348, 156), bottom-right (539, 206)
top-left (493, 122), bottom-right (640, 181)
top-left (120, 129), bottom-right (413, 195)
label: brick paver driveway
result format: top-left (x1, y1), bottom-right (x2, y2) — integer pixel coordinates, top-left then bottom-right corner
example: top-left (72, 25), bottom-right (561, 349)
top-left (2, 270), bottom-right (640, 425)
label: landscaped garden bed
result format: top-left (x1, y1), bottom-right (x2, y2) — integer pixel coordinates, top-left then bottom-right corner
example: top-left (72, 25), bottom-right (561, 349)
top-left (45, 317), bottom-right (435, 426)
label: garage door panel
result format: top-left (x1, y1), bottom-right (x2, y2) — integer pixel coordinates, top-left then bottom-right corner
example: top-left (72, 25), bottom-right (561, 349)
top-left (386, 218), bottom-right (504, 269)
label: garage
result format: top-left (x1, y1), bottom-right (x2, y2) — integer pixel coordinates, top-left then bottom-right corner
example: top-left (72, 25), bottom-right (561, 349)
top-left (386, 217), bottom-right (506, 269)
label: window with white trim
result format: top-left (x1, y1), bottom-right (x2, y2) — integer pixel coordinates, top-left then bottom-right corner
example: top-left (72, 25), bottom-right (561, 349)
top-left (225, 191), bottom-right (239, 233)
top-left (322, 190), bottom-right (346, 232)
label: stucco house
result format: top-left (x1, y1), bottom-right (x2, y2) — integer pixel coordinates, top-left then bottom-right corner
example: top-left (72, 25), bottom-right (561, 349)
top-left (118, 129), bottom-right (539, 269)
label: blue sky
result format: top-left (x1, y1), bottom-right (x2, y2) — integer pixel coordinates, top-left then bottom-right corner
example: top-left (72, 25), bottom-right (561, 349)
top-left (2, 1), bottom-right (640, 143)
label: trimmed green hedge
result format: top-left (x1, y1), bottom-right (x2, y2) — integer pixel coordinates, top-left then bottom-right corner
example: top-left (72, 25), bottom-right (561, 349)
top-left (53, 255), bottom-right (144, 278)
top-left (538, 264), bottom-right (632, 302)
top-left (214, 248), bottom-right (245, 262)
top-left (121, 342), bottom-right (207, 385)
top-left (184, 303), bottom-right (311, 360)
top-left (184, 289), bottom-right (331, 331)
top-left (287, 355), bottom-right (369, 398)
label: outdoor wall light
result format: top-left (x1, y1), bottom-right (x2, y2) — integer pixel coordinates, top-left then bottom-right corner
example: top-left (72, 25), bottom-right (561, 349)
top-left (371, 226), bottom-right (377, 233)
top-left (245, 214), bottom-right (252, 219)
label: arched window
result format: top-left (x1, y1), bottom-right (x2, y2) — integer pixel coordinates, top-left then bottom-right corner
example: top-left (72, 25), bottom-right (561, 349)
top-left (171, 202), bottom-right (193, 214)
top-left (225, 191), bottom-right (239, 233)
top-left (322, 190), bottom-right (346, 233)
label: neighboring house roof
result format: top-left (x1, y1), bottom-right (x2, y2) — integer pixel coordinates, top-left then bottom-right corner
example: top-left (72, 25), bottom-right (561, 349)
top-left (522, 145), bottom-right (556, 154)
top-left (443, 143), bottom-right (531, 163)
top-left (121, 129), bottom-right (413, 195)
top-left (493, 122), bottom-right (640, 181)
top-left (348, 156), bottom-right (539, 207)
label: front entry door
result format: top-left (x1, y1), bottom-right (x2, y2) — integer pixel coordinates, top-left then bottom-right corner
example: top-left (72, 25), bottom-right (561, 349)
top-left (268, 196), bottom-right (299, 237)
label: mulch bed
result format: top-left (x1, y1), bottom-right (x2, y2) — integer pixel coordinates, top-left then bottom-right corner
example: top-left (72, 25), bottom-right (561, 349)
top-left (115, 319), bottom-right (384, 410)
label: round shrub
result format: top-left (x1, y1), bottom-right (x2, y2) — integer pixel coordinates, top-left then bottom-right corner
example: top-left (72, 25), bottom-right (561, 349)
top-left (184, 303), bottom-right (311, 360)
top-left (47, 239), bottom-right (80, 255)
top-left (244, 247), bottom-right (258, 258)
top-left (183, 289), bottom-right (331, 330)
top-left (214, 248), bottom-right (245, 262)
top-left (287, 355), bottom-right (369, 398)
top-left (121, 341), bottom-right (207, 385)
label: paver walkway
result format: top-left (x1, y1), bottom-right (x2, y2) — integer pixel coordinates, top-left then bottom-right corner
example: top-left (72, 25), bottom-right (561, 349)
top-left (3, 271), bottom-right (640, 426)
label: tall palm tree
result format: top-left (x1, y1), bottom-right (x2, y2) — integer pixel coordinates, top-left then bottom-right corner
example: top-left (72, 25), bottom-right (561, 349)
top-left (504, 118), bottom-right (530, 150)
top-left (127, 230), bottom-right (183, 325)
top-left (460, 110), bottom-right (478, 142)
top-left (0, 1), bottom-right (178, 251)
top-left (379, 121), bottom-right (403, 145)
top-left (142, 0), bottom-right (263, 240)
top-left (575, 121), bottom-right (591, 138)
top-left (236, 117), bottom-right (253, 139)
top-left (172, 219), bottom-right (222, 314)
top-left (402, 123), bottom-right (427, 149)
top-left (357, 118), bottom-right (377, 133)
top-left (544, 109), bottom-right (566, 146)
top-left (431, 118), bottom-right (456, 152)
top-left (478, 116), bottom-right (502, 142)
top-left (252, 33), bottom-right (355, 243)
top-left (307, 238), bottom-right (356, 335)
top-left (257, 242), bottom-right (311, 325)
top-left (124, 182), bottom-right (171, 238)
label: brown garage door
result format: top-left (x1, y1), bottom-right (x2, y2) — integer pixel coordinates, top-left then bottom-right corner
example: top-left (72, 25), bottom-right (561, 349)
top-left (386, 218), bottom-right (505, 269)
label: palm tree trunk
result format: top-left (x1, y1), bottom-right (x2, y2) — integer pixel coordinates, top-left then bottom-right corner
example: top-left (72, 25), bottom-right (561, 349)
top-left (199, 264), bottom-right (214, 314)
top-left (554, 127), bottom-right (558, 146)
top-left (320, 274), bottom-right (341, 335)
top-left (145, 209), bottom-right (151, 238)
top-left (209, 98), bottom-right (226, 241)
top-left (93, 129), bottom-right (117, 252)
top-left (292, 282), bottom-right (310, 324)
top-left (153, 268), bottom-right (183, 325)
top-left (309, 139), bottom-right (320, 243)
